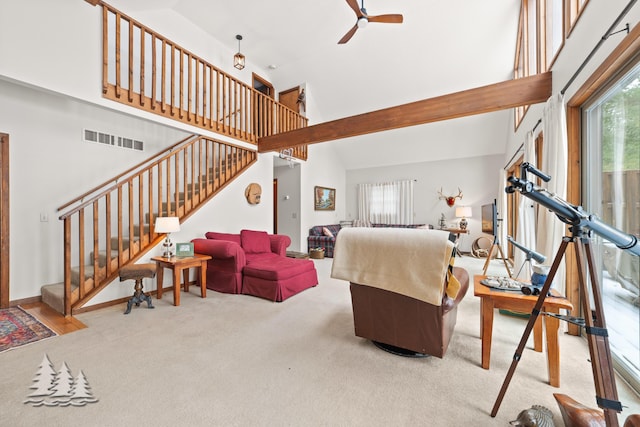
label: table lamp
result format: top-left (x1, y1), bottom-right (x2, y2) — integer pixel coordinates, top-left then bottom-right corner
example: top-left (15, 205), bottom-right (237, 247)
top-left (455, 206), bottom-right (472, 230)
top-left (155, 216), bottom-right (180, 257)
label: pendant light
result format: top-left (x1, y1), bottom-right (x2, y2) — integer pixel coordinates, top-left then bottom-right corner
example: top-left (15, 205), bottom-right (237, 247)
top-left (233, 34), bottom-right (245, 70)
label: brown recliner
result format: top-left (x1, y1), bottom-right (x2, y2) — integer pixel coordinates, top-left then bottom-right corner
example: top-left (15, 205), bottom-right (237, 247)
top-left (349, 266), bottom-right (469, 358)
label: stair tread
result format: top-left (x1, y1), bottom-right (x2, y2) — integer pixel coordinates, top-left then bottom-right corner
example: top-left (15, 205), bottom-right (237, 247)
top-left (41, 282), bottom-right (79, 315)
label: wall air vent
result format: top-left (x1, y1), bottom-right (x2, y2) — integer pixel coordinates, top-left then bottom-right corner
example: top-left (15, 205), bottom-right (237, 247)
top-left (83, 129), bottom-right (144, 151)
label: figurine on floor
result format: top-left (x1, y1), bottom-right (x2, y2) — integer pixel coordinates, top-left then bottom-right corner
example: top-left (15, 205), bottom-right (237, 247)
top-left (510, 405), bottom-right (555, 427)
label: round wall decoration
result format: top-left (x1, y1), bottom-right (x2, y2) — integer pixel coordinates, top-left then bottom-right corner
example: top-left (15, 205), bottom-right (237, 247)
top-left (245, 183), bottom-right (262, 204)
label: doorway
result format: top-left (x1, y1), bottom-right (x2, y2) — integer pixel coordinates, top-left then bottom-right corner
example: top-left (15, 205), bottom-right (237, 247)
top-left (252, 73), bottom-right (274, 138)
top-left (273, 160), bottom-right (302, 252)
top-left (0, 133), bottom-right (9, 308)
top-left (273, 178), bottom-right (278, 234)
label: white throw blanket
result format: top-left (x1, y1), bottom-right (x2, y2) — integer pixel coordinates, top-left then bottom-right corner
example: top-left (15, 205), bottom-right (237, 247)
top-left (330, 228), bottom-right (454, 306)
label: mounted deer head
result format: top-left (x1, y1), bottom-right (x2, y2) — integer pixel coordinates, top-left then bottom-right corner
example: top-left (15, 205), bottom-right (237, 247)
top-left (438, 187), bottom-right (463, 207)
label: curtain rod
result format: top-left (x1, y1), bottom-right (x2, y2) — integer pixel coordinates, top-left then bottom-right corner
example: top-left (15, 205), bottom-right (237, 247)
top-left (561, 0), bottom-right (637, 95)
top-left (503, 119), bottom-right (542, 169)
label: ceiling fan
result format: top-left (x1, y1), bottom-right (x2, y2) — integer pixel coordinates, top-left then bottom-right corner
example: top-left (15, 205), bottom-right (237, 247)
top-left (338, 0), bottom-right (403, 44)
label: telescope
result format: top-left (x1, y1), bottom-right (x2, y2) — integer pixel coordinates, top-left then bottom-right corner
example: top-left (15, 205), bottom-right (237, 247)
top-left (495, 163), bottom-right (635, 423)
top-left (507, 236), bottom-right (546, 264)
top-left (506, 162), bottom-right (640, 257)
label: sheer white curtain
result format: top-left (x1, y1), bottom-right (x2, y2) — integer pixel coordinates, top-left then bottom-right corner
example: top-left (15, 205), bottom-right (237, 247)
top-left (357, 180), bottom-right (414, 224)
top-left (514, 131), bottom-right (538, 278)
top-left (537, 93), bottom-right (568, 291)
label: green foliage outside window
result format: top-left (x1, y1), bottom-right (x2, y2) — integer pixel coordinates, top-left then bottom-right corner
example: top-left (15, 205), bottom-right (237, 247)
top-left (600, 77), bottom-right (640, 172)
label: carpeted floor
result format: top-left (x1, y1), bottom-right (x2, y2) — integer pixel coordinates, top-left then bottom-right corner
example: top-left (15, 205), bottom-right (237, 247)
top-left (0, 306), bottom-right (57, 353)
top-left (0, 256), bottom-right (638, 426)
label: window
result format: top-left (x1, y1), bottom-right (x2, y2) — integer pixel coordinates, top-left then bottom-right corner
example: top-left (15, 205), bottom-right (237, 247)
top-left (542, 0), bottom-right (564, 70)
top-left (505, 132), bottom-right (543, 263)
top-left (357, 180), bottom-right (414, 225)
top-left (514, 0), bottom-right (540, 128)
top-left (506, 158), bottom-right (523, 261)
top-left (583, 60), bottom-right (640, 391)
top-left (513, 0), bottom-right (588, 128)
top-left (566, 0), bottom-right (588, 33)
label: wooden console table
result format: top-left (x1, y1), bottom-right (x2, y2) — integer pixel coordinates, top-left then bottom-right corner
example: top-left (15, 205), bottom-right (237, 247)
top-left (151, 254), bottom-right (211, 306)
top-left (473, 274), bottom-right (573, 387)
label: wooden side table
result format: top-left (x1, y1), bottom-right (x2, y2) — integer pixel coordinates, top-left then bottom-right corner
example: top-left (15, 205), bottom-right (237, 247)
top-left (286, 251), bottom-right (310, 260)
top-left (473, 274), bottom-right (573, 387)
top-left (151, 254), bottom-right (212, 306)
top-left (444, 227), bottom-right (469, 256)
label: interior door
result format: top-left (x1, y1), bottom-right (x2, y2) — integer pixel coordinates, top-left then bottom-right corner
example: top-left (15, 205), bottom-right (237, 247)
top-left (278, 86), bottom-right (301, 114)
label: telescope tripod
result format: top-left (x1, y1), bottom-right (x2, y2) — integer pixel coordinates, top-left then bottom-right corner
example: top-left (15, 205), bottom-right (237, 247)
top-left (514, 256), bottom-right (534, 280)
top-left (482, 235), bottom-right (513, 278)
top-left (491, 226), bottom-right (622, 426)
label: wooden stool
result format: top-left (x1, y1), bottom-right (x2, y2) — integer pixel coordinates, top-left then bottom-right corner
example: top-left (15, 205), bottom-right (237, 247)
top-left (119, 264), bottom-right (156, 315)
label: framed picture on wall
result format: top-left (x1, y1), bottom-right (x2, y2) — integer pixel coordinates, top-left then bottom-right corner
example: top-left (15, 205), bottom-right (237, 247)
top-left (314, 186), bottom-right (335, 211)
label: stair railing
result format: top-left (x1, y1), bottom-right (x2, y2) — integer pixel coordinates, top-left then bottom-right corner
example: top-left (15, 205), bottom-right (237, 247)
top-left (97, 2), bottom-right (308, 159)
top-left (57, 135), bottom-right (256, 316)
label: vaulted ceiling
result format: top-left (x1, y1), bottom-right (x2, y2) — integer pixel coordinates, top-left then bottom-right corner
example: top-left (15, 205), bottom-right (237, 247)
top-left (106, 0), bottom-right (522, 169)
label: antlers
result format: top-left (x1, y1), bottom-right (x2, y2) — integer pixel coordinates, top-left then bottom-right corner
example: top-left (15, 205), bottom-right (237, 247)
top-left (438, 187), bottom-right (463, 207)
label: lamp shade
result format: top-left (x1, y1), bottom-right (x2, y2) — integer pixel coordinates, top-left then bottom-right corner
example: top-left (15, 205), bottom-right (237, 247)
top-left (455, 206), bottom-right (472, 218)
top-left (154, 216), bottom-right (180, 233)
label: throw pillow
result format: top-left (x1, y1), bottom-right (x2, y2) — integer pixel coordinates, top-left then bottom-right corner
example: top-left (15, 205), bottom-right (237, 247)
top-left (241, 229), bottom-right (271, 254)
top-left (205, 232), bottom-right (241, 245)
top-left (322, 227), bottom-right (334, 238)
top-left (446, 256), bottom-right (461, 299)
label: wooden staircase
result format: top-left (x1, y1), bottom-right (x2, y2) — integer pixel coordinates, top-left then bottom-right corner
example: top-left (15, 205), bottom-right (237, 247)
top-left (42, 2), bottom-right (311, 317)
top-left (48, 135), bottom-right (256, 316)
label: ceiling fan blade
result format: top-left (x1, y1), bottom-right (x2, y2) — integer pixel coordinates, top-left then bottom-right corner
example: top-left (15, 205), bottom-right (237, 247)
top-left (338, 23), bottom-right (359, 44)
top-left (345, 0), bottom-right (364, 19)
top-left (367, 14), bottom-right (403, 24)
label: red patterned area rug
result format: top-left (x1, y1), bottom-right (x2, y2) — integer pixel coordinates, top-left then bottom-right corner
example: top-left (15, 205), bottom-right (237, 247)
top-left (0, 306), bottom-right (57, 353)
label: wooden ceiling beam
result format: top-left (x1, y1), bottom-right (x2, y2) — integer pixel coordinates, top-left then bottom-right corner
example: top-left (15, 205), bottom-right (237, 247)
top-left (258, 72), bottom-right (552, 153)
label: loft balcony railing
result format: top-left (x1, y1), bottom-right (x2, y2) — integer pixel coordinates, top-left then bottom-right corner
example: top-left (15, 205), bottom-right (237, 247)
top-left (57, 135), bottom-right (256, 316)
top-left (97, 2), bottom-right (308, 160)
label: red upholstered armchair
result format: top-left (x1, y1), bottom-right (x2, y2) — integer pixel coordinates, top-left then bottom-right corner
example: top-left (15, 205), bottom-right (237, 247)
top-left (192, 230), bottom-right (318, 302)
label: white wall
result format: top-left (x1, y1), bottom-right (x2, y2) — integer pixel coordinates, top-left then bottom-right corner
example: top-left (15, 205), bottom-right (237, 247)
top-left (0, 79), bottom-right (188, 300)
top-left (299, 143), bottom-right (347, 252)
top-left (175, 153), bottom-right (276, 239)
top-left (345, 154), bottom-right (504, 253)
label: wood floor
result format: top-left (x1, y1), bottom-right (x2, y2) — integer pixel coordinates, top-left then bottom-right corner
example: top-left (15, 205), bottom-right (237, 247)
top-left (20, 302), bottom-right (86, 335)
